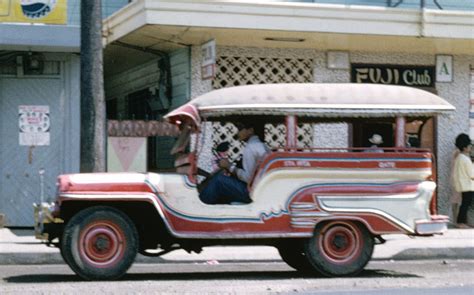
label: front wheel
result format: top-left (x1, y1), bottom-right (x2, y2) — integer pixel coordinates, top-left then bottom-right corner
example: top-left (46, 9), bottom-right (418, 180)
top-left (61, 206), bottom-right (138, 280)
top-left (304, 221), bottom-right (374, 277)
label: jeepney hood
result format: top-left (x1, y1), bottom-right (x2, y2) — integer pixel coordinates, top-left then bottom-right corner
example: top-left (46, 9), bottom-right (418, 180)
top-left (57, 172), bottom-right (169, 194)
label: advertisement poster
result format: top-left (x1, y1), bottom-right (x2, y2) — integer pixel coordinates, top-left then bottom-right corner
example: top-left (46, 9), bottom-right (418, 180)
top-left (19, 105), bottom-right (50, 146)
top-left (0, 0), bottom-right (67, 24)
top-left (201, 39), bottom-right (216, 80)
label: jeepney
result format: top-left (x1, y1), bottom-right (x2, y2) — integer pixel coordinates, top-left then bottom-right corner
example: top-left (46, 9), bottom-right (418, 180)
top-left (34, 83), bottom-right (453, 280)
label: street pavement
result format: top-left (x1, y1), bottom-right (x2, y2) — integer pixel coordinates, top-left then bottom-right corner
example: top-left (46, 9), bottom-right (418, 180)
top-left (0, 227), bottom-right (473, 265)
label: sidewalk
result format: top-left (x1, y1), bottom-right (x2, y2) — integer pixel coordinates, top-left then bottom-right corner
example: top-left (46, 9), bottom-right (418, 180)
top-left (0, 228), bottom-right (473, 265)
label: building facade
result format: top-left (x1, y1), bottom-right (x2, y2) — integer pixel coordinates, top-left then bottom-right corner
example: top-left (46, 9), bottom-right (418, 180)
top-left (0, 0), bottom-right (130, 226)
top-left (1, 0), bottom-right (472, 226)
top-left (102, 0), bottom-right (474, 223)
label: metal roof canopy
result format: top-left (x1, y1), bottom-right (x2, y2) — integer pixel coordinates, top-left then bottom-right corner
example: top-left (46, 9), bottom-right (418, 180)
top-left (164, 83), bottom-right (455, 127)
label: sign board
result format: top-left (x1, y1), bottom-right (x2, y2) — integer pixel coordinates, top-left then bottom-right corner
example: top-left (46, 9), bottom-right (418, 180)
top-left (351, 64), bottom-right (435, 88)
top-left (107, 137), bottom-right (147, 172)
top-left (201, 39), bottom-right (216, 80)
top-left (436, 55), bottom-right (453, 83)
top-left (19, 105), bottom-right (50, 146)
top-left (0, 0), bottom-right (67, 25)
top-left (327, 51), bottom-right (349, 70)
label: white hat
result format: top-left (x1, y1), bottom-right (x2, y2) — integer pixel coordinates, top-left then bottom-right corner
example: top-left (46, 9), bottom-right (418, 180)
top-left (369, 134), bottom-right (383, 145)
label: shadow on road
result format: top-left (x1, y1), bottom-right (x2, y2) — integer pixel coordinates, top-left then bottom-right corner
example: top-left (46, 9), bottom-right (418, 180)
top-left (4, 268), bottom-right (421, 283)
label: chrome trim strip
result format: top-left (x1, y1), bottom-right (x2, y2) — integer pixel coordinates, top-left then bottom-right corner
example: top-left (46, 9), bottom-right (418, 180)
top-left (290, 212), bottom-right (331, 217)
top-left (290, 203), bottom-right (318, 210)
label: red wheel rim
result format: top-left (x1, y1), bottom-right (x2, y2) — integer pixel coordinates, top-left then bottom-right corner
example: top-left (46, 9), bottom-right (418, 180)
top-left (319, 222), bottom-right (363, 264)
top-left (79, 221), bottom-right (126, 268)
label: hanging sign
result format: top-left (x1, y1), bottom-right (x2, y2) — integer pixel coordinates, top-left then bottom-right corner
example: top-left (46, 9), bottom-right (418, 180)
top-left (436, 55), bottom-right (453, 83)
top-left (19, 105), bottom-right (50, 146)
top-left (0, 0), bottom-right (67, 25)
top-left (201, 39), bottom-right (216, 80)
top-left (351, 64), bottom-right (435, 87)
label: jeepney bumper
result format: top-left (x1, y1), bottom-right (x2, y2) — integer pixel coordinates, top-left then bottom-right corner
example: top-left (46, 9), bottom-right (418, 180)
top-left (415, 215), bottom-right (449, 235)
top-left (33, 202), bottom-right (63, 242)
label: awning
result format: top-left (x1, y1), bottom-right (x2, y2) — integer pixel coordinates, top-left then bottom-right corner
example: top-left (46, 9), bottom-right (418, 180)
top-left (164, 83), bottom-right (455, 126)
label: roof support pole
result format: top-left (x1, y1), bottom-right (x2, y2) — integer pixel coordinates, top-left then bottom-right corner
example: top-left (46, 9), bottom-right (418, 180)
top-left (395, 116), bottom-right (406, 148)
top-left (286, 115), bottom-right (297, 150)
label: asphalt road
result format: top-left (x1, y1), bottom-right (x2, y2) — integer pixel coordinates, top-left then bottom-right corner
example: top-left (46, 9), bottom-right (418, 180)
top-left (0, 260), bottom-right (473, 294)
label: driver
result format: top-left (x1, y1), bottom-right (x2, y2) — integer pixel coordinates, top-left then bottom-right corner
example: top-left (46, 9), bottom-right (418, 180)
top-left (200, 121), bottom-right (270, 204)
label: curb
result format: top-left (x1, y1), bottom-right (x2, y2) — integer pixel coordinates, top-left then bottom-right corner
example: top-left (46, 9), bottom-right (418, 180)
top-left (0, 248), bottom-right (473, 265)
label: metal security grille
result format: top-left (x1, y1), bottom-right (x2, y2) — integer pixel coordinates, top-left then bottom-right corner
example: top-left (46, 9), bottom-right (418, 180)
top-left (210, 55), bottom-right (314, 156)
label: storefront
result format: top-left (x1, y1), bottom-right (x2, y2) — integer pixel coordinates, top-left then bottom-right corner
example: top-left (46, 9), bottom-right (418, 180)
top-left (101, 0), bottom-right (474, 221)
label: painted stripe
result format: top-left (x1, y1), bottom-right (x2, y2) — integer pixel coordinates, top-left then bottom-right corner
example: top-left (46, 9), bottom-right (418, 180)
top-left (284, 181), bottom-right (427, 233)
top-left (317, 201), bottom-right (414, 233)
top-left (61, 180), bottom-right (422, 237)
top-left (257, 156), bottom-right (430, 179)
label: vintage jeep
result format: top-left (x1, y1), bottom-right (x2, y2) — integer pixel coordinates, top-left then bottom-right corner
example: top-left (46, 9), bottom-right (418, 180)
top-left (34, 83), bottom-right (453, 280)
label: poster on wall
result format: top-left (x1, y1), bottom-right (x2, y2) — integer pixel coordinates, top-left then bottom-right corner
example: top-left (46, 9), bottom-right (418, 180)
top-left (0, 0), bottom-right (67, 25)
top-left (19, 105), bottom-right (50, 146)
top-left (107, 137), bottom-right (147, 173)
top-left (201, 39), bottom-right (216, 80)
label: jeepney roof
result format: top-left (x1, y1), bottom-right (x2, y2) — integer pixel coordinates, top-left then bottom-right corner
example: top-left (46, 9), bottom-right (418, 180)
top-left (164, 83), bottom-right (454, 126)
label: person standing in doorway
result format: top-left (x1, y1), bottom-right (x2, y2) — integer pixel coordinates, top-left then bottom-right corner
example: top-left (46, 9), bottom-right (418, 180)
top-left (452, 133), bottom-right (474, 228)
top-left (365, 134), bottom-right (384, 153)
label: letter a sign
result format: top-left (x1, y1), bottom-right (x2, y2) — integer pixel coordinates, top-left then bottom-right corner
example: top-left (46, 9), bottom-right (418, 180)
top-left (436, 55), bottom-right (453, 83)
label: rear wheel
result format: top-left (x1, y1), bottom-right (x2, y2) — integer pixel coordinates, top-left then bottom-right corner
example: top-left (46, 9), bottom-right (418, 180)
top-left (61, 206), bottom-right (138, 280)
top-left (277, 241), bottom-right (315, 273)
top-left (304, 221), bottom-right (374, 277)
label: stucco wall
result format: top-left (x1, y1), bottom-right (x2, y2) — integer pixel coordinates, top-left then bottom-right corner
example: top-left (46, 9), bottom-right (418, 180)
top-left (190, 45), bottom-right (474, 221)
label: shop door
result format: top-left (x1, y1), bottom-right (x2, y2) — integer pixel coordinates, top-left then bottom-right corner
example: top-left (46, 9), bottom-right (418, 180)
top-left (0, 77), bottom-right (62, 226)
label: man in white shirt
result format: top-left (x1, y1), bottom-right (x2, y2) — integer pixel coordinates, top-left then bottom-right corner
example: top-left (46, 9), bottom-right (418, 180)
top-left (200, 121), bottom-right (269, 204)
top-left (452, 133), bottom-right (474, 228)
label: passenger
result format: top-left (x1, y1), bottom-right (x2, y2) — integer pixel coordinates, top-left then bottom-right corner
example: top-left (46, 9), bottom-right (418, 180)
top-left (365, 134), bottom-right (384, 153)
top-left (211, 141), bottom-right (230, 173)
top-left (450, 147), bottom-right (462, 226)
top-left (200, 121), bottom-right (270, 205)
